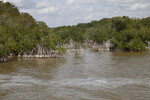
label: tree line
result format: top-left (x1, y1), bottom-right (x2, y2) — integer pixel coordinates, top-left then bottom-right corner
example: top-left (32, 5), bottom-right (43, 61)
top-left (54, 16), bottom-right (150, 51)
top-left (0, 1), bottom-right (150, 58)
top-left (0, 1), bottom-right (64, 57)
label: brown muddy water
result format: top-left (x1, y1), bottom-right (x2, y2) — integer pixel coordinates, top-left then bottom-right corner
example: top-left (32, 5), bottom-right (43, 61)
top-left (0, 48), bottom-right (150, 100)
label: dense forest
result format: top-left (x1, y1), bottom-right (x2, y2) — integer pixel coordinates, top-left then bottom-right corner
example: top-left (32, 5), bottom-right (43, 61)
top-left (54, 17), bottom-right (150, 51)
top-left (0, 1), bottom-right (150, 60)
top-left (0, 1), bottom-right (64, 59)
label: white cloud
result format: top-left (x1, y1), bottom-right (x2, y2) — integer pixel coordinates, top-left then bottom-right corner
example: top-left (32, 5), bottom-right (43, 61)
top-left (129, 3), bottom-right (148, 10)
top-left (102, 0), bottom-right (148, 7)
top-left (20, 9), bottom-right (36, 14)
top-left (36, 1), bottom-right (51, 8)
top-left (1, 0), bottom-right (150, 27)
top-left (37, 7), bottom-right (57, 14)
top-left (66, 0), bottom-right (75, 5)
top-left (3, 0), bottom-right (35, 8)
top-left (86, 7), bottom-right (94, 12)
top-left (84, 12), bottom-right (109, 20)
top-left (66, 0), bottom-right (99, 5)
top-left (3, 0), bottom-right (24, 6)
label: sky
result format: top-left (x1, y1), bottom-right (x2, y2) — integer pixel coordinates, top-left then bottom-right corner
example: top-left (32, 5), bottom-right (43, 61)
top-left (2, 0), bottom-right (150, 27)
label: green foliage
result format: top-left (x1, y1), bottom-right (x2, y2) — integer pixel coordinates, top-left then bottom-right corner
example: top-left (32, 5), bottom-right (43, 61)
top-left (54, 16), bottom-right (150, 51)
top-left (89, 29), bottom-right (110, 43)
top-left (0, 1), bottom-right (64, 56)
top-left (125, 38), bottom-right (146, 51)
top-left (112, 16), bottom-right (131, 32)
top-left (0, 25), bottom-right (16, 56)
top-left (54, 16), bottom-right (150, 52)
top-left (111, 28), bottom-right (148, 51)
top-left (141, 17), bottom-right (150, 28)
top-left (53, 26), bottom-right (85, 43)
top-left (0, 0), bottom-right (150, 56)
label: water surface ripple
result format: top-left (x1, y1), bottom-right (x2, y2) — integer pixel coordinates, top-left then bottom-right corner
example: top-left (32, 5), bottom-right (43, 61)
top-left (0, 48), bottom-right (150, 100)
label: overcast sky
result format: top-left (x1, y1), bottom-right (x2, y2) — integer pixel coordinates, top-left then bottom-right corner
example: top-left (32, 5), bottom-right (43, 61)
top-left (2, 0), bottom-right (150, 27)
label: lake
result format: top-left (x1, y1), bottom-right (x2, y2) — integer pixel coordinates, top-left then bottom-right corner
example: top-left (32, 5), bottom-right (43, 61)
top-left (0, 48), bottom-right (150, 100)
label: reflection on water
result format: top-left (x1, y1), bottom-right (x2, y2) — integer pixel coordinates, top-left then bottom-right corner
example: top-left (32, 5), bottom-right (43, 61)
top-left (0, 48), bottom-right (150, 100)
